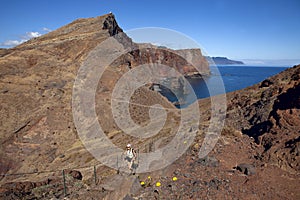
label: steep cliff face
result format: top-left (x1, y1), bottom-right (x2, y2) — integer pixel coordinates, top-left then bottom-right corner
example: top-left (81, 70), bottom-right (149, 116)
top-left (176, 48), bottom-right (209, 76)
top-left (113, 47), bottom-right (209, 76)
top-left (110, 44), bottom-right (209, 77)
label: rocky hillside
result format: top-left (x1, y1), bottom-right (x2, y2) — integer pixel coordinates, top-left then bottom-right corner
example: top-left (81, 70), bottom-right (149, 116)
top-left (0, 12), bottom-right (208, 188)
top-left (1, 14), bottom-right (114, 177)
top-left (129, 64), bottom-right (300, 200)
top-left (226, 64), bottom-right (300, 173)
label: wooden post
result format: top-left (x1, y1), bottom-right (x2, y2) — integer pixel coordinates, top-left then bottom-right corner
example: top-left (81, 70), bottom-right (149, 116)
top-left (117, 155), bottom-right (119, 174)
top-left (62, 169), bottom-right (67, 196)
top-left (137, 149), bottom-right (140, 167)
top-left (149, 139), bottom-right (154, 152)
top-left (93, 166), bottom-right (97, 185)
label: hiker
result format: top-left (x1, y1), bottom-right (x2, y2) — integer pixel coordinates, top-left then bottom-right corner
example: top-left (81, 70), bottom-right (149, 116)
top-left (123, 144), bottom-right (137, 171)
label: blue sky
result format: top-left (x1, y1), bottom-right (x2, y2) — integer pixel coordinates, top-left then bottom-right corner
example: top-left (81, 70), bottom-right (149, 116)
top-left (0, 0), bottom-right (300, 63)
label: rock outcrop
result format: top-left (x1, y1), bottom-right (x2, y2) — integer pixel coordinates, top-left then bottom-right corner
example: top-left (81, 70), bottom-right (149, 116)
top-left (113, 46), bottom-right (209, 77)
top-left (108, 36), bottom-right (209, 77)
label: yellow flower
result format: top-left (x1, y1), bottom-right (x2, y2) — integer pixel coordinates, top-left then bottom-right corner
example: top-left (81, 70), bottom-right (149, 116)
top-left (147, 176), bottom-right (151, 179)
top-left (155, 182), bottom-right (161, 187)
top-left (172, 177), bottom-right (178, 181)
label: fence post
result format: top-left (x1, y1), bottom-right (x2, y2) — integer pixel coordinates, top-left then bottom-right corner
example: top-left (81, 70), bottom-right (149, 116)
top-left (117, 155), bottom-right (119, 174)
top-left (149, 139), bottom-right (154, 152)
top-left (62, 169), bottom-right (67, 196)
top-left (94, 165), bottom-right (97, 185)
top-left (137, 149), bottom-right (140, 167)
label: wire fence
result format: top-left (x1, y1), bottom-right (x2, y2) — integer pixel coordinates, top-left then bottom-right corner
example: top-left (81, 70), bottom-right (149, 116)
top-left (0, 140), bottom-right (155, 197)
top-left (0, 163), bottom-right (102, 197)
top-left (0, 95), bottom-right (184, 197)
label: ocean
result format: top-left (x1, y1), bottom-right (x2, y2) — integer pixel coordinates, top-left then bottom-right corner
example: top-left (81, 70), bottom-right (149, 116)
top-left (160, 66), bottom-right (289, 107)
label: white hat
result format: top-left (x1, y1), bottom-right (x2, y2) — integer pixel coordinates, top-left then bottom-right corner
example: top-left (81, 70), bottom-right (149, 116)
top-left (126, 144), bottom-right (131, 148)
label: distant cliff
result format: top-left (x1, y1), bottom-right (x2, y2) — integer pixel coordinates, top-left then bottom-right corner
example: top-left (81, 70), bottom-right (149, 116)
top-left (112, 46), bottom-right (210, 77)
top-left (206, 56), bottom-right (244, 65)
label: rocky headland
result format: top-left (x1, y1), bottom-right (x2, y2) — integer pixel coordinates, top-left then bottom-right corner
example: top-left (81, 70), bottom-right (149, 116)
top-left (206, 56), bottom-right (244, 65)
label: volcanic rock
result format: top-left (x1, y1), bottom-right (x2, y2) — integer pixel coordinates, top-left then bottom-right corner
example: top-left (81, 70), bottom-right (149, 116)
top-left (236, 163), bottom-right (256, 175)
top-left (226, 64), bottom-right (300, 173)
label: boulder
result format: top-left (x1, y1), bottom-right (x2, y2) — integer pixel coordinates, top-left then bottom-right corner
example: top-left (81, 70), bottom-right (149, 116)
top-left (65, 170), bottom-right (83, 180)
top-left (236, 163), bottom-right (256, 175)
top-left (197, 156), bottom-right (219, 167)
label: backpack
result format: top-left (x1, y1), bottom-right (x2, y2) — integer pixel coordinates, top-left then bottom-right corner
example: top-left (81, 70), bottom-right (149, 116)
top-left (126, 148), bottom-right (134, 159)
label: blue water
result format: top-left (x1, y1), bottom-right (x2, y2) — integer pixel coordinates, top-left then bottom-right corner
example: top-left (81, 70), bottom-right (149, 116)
top-left (161, 66), bottom-right (288, 107)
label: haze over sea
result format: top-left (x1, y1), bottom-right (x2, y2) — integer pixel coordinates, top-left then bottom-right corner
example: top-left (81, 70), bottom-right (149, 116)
top-left (162, 65), bottom-right (289, 107)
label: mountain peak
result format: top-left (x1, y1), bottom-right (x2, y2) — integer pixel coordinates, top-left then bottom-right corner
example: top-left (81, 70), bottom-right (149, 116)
top-left (102, 13), bottom-right (123, 36)
top-left (12, 13), bottom-right (122, 51)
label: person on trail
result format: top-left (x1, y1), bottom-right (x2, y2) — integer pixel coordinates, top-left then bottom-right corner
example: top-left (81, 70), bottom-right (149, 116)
top-left (123, 144), bottom-right (137, 171)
